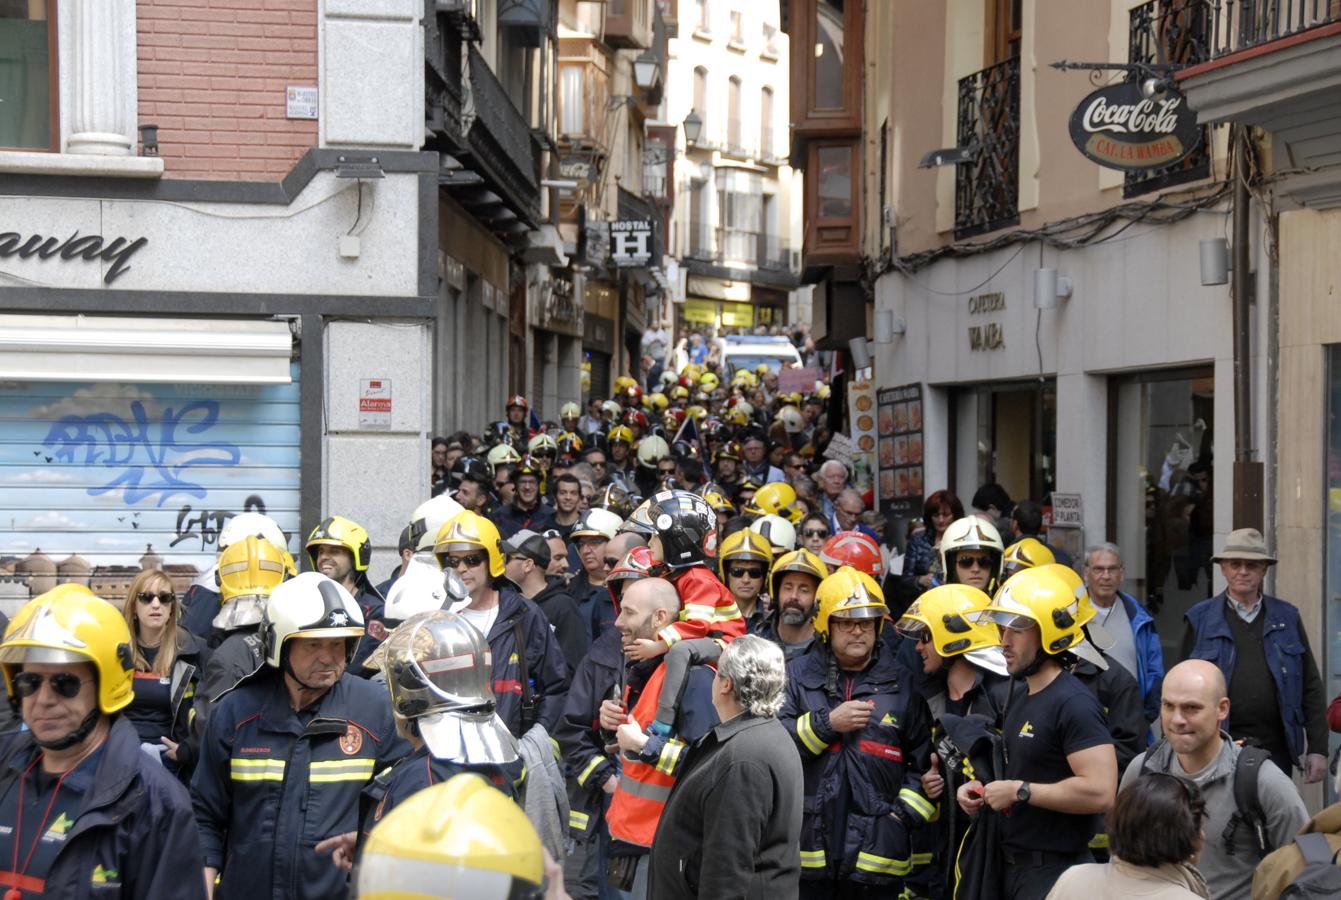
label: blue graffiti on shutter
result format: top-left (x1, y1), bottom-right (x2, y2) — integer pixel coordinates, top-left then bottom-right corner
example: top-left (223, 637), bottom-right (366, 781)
top-left (41, 399), bottom-right (242, 507)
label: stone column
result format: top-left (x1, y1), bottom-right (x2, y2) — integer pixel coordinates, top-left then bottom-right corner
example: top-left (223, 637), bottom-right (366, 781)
top-left (65, 0), bottom-right (134, 156)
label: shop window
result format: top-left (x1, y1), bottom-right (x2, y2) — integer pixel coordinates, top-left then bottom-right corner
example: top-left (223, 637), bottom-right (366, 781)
top-left (965, 380), bottom-right (1055, 505)
top-left (0, 0), bottom-right (58, 151)
top-left (1110, 368), bottom-right (1215, 663)
top-left (789, 0), bottom-right (861, 132)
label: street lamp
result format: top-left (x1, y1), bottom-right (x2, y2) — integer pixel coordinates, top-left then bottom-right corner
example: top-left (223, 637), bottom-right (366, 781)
top-left (683, 110), bottom-right (703, 146)
top-left (633, 50), bottom-right (659, 91)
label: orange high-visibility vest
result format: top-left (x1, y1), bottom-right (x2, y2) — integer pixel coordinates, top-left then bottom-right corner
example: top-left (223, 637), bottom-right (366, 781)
top-left (606, 662), bottom-right (680, 847)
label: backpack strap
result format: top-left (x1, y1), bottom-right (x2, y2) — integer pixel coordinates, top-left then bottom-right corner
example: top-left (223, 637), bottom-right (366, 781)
top-left (1294, 832), bottom-right (1337, 866)
top-left (512, 616), bottom-right (538, 734)
top-left (1224, 745), bottom-right (1271, 856)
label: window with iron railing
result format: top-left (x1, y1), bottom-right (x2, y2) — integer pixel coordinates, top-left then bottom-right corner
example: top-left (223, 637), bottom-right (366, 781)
top-left (955, 56), bottom-right (1020, 240)
top-left (1204, 0), bottom-right (1341, 57)
top-left (1125, 0), bottom-right (1211, 197)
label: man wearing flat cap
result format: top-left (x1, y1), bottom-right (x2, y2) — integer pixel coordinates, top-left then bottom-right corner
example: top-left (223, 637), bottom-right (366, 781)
top-left (503, 528), bottom-right (588, 672)
top-left (1180, 528), bottom-right (1328, 782)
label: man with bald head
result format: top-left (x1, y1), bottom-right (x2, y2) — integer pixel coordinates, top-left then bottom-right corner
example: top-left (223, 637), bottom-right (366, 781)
top-left (1122, 660), bottom-right (1307, 900)
top-left (601, 577), bottom-right (719, 897)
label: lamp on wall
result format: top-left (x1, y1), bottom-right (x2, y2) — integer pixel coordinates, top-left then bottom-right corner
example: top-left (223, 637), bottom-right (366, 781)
top-left (874, 309), bottom-right (905, 343)
top-left (1033, 268), bottom-right (1073, 310)
top-left (1200, 237), bottom-right (1230, 286)
top-left (633, 50), bottom-right (660, 91)
top-left (848, 336), bottom-right (872, 370)
top-left (682, 110), bottom-right (703, 145)
top-left (138, 124), bottom-right (159, 157)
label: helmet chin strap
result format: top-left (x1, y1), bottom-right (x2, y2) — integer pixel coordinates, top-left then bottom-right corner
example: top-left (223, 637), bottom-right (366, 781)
top-left (1015, 646), bottom-right (1047, 679)
top-left (34, 707), bottom-right (101, 752)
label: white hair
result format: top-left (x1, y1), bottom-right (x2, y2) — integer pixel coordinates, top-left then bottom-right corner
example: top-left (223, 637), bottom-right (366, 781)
top-left (1085, 542), bottom-right (1123, 567)
top-left (819, 460), bottom-right (848, 479)
top-left (717, 635), bottom-right (787, 717)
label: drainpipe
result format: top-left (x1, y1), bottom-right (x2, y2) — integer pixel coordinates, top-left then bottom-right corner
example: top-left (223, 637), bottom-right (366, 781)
top-left (1231, 127), bottom-right (1262, 530)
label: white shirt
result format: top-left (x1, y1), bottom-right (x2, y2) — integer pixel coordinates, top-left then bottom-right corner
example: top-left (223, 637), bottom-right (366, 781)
top-left (458, 604), bottom-right (499, 639)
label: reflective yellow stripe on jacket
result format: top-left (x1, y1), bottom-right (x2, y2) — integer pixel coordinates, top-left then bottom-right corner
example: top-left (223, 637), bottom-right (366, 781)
top-left (898, 787), bottom-right (937, 823)
top-left (799, 849), bottom-right (826, 870)
top-left (230, 758), bottom-right (286, 782)
top-left (655, 739), bottom-right (686, 776)
top-left (569, 810), bottom-right (591, 831)
top-left (577, 755), bottom-right (606, 787)
top-left (309, 758), bottom-right (376, 783)
top-left (796, 712), bottom-right (828, 755)
top-left (855, 851), bottom-right (911, 877)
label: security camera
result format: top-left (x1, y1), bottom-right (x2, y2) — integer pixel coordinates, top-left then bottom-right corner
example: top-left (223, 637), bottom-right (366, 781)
top-left (1141, 77), bottom-right (1169, 100)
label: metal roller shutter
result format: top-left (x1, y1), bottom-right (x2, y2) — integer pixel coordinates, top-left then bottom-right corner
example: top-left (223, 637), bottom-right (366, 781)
top-left (0, 363), bottom-right (302, 615)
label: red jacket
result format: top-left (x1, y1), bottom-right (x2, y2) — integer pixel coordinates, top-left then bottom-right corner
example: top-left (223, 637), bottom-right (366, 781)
top-left (658, 565), bottom-right (746, 647)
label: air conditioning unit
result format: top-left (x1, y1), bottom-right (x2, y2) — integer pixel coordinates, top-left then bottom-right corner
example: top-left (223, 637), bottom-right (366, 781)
top-left (436, 0), bottom-right (482, 41)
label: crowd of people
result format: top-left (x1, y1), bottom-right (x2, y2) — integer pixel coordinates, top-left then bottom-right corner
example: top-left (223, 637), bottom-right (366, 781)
top-left (0, 358), bottom-right (1339, 900)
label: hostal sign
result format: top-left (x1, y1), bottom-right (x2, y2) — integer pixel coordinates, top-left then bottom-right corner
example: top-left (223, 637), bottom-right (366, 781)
top-left (1068, 81), bottom-right (1201, 171)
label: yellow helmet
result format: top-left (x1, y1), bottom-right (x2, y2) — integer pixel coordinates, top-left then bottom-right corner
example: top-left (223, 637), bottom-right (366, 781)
top-left (733, 369), bottom-right (758, 389)
top-left (769, 549), bottom-right (828, 599)
top-left (984, 567), bottom-right (1087, 656)
top-left (724, 407), bottom-right (751, 427)
top-left (1034, 562), bottom-right (1094, 626)
top-left (356, 773), bottom-right (544, 900)
top-left (216, 535), bottom-right (293, 630)
top-left (0, 584), bottom-right (134, 714)
top-left (700, 483), bottom-right (735, 516)
top-left (813, 566), bottom-right (886, 642)
top-left (896, 584), bottom-right (999, 658)
top-left (614, 375), bottom-right (638, 393)
top-left (607, 425), bottom-right (635, 446)
top-left (684, 363), bottom-right (705, 380)
top-left (645, 392), bottom-right (669, 413)
top-left (699, 372), bottom-right (720, 392)
top-left (306, 515), bottom-right (372, 573)
top-left (754, 363), bottom-right (770, 376)
top-left (434, 510), bottom-right (505, 578)
top-left (742, 482), bottom-right (802, 524)
top-left (686, 404), bottom-right (708, 422)
top-left (669, 385), bottom-right (690, 402)
top-left (1001, 538), bottom-right (1055, 578)
top-left (717, 529), bottom-right (773, 580)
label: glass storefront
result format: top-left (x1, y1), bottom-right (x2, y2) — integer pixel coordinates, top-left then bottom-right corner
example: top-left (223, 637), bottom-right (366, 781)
top-left (1112, 368), bottom-right (1214, 664)
top-left (964, 380), bottom-right (1056, 503)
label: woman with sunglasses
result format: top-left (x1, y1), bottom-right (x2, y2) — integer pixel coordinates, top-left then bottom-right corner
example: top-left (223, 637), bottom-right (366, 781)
top-left (120, 569), bottom-right (208, 780)
top-left (798, 513), bottom-right (830, 557)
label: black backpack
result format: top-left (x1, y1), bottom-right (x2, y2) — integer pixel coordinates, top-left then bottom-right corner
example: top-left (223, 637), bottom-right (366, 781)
top-left (1142, 741), bottom-right (1273, 856)
top-left (1281, 832), bottom-right (1341, 898)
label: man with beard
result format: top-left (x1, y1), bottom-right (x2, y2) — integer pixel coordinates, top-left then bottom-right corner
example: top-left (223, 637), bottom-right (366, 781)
top-left (503, 529), bottom-right (587, 672)
top-left (305, 515), bottom-right (384, 633)
top-left (957, 567), bottom-right (1116, 900)
top-left (753, 549), bottom-right (826, 662)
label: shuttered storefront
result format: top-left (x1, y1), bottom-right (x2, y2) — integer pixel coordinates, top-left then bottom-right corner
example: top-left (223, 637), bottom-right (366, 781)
top-left (0, 364), bottom-right (301, 615)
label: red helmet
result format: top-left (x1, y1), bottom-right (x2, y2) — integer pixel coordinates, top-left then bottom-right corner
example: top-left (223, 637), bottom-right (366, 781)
top-left (621, 384), bottom-right (644, 406)
top-left (820, 531), bottom-right (885, 577)
top-left (506, 394), bottom-right (529, 412)
top-left (621, 408), bottom-right (649, 431)
top-left (607, 545), bottom-right (656, 613)
top-left (663, 407), bottom-right (687, 431)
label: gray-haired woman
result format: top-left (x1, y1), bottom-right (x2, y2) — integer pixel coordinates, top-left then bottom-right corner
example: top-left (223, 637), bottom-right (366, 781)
top-left (649, 635), bottom-right (804, 900)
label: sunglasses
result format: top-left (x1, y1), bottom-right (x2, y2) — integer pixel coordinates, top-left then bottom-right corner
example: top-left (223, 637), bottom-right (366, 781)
top-left (589, 459), bottom-right (607, 467)
top-left (956, 555), bottom-right (994, 569)
top-left (13, 671), bottom-right (89, 700)
top-left (443, 553), bottom-right (487, 570)
top-left (728, 566), bottom-right (766, 579)
top-left (137, 591), bottom-right (176, 605)
top-left (801, 529), bottom-right (829, 539)
top-left (658, 467), bottom-right (677, 475)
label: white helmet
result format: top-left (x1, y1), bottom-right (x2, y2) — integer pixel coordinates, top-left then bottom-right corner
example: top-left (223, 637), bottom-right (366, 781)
top-left (486, 444), bottom-right (521, 472)
top-left (659, 369), bottom-right (679, 387)
top-left (560, 402), bottom-right (581, 421)
top-left (750, 514), bottom-right (797, 555)
top-left (409, 495), bottom-right (466, 554)
top-left (381, 561), bottom-right (471, 626)
top-left (528, 432), bottom-right (557, 454)
top-left (261, 572), bottom-right (365, 669)
top-left (570, 508), bottom-right (624, 541)
top-left (777, 406), bottom-right (805, 435)
top-left (601, 400), bottom-right (622, 419)
top-left (219, 512), bottom-right (289, 554)
top-left (636, 435), bottom-right (672, 469)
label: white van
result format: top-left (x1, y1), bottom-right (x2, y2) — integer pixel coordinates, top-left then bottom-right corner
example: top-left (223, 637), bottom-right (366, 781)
top-left (719, 335), bottom-right (803, 378)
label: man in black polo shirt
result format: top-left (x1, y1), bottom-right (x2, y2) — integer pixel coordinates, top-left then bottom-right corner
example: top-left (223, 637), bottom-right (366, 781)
top-left (957, 567), bottom-right (1117, 900)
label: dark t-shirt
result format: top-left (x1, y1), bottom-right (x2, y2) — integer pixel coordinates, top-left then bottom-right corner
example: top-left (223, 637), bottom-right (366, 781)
top-left (123, 646), bottom-right (174, 744)
top-left (1001, 670), bottom-right (1112, 854)
top-left (0, 746), bottom-right (104, 896)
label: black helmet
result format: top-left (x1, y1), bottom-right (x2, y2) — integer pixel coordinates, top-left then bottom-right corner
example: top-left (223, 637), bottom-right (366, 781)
top-left (592, 483), bottom-right (637, 519)
top-left (512, 455), bottom-right (545, 482)
top-left (647, 490), bottom-right (718, 569)
top-left (483, 421), bottom-right (513, 449)
top-left (452, 455), bottom-right (492, 488)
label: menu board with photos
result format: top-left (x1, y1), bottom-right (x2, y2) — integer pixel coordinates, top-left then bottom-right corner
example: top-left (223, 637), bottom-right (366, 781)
top-left (877, 384), bottom-right (923, 516)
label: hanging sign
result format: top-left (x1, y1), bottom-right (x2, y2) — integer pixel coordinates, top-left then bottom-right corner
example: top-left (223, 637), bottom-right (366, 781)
top-left (1068, 81), bottom-right (1201, 171)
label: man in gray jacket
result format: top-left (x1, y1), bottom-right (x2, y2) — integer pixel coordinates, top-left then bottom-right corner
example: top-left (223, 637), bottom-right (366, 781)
top-left (1121, 660), bottom-right (1307, 900)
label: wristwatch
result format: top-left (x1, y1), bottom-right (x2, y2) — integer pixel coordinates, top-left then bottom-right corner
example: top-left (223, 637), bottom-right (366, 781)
top-left (1016, 782), bottom-right (1031, 804)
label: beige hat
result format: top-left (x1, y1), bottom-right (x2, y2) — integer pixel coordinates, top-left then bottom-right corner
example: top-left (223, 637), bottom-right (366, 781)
top-left (1211, 528), bottom-right (1277, 565)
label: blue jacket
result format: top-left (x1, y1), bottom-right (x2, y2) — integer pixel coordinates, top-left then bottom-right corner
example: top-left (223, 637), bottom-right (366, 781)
top-left (553, 627), bottom-right (624, 842)
top-left (491, 500), bottom-right (556, 541)
top-left (484, 589), bottom-right (571, 737)
top-left (779, 646), bottom-right (935, 886)
top-left (1183, 592), bottom-right (1313, 761)
top-left (190, 671), bottom-right (408, 900)
top-left (0, 716), bottom-right (207, 900)
top-left (1114, 591), bottom-right (1165, 723)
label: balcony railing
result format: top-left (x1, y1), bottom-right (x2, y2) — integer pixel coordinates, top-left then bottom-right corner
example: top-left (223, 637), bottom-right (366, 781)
top-left (1205, 0), bottom-right (1341, 58)
top-left (683, 226), bottom-right (796, 272)
top-left (1126, 0), bottom-right (1211, 197)
top-left (725, 117), bottom-right (752, 157)
top-left (955, 57), bottom-right (1020, 241)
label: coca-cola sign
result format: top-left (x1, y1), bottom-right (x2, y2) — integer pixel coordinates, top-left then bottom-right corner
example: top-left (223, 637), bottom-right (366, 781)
top-left (1068, 81), bottom-right (1202, 171)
